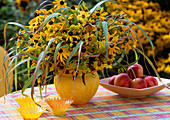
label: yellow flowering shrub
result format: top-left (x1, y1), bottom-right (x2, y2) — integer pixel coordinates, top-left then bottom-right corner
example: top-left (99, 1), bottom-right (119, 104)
top-left (106, 0), bottom-right (170, 75)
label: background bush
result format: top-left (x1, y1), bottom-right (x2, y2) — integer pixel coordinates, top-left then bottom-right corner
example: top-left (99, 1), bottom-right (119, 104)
top-left (105, 0), bottom-right (170, 78)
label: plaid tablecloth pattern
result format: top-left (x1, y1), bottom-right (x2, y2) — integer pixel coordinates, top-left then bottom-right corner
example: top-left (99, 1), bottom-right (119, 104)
top-left (0, 85), bottom-right (170, 120)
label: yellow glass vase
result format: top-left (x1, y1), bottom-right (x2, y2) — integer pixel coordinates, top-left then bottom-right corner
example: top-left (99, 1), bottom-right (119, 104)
top-left (54, 72), bottom-right (99, 104)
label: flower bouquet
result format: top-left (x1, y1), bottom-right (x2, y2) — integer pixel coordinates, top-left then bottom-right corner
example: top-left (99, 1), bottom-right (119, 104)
top-left (3, 0), bottom-right (165, 104)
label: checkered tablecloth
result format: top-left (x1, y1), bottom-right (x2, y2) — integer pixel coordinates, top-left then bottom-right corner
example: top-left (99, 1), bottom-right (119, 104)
top-left (0, 84), bottom-right (170, 120)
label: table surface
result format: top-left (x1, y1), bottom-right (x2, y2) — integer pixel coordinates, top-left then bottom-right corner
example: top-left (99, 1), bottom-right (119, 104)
top-left (0, 84), bottom-right (170, 120)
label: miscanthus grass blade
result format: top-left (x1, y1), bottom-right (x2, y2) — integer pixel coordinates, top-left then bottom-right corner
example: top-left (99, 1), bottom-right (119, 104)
top-left (54, 41), bottom-right (64, 74)
top-left (4, 22), bottom-right (29, 48)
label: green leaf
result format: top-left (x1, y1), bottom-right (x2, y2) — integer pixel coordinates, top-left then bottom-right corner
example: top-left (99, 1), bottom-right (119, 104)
top-left (31, 52), bottom-right (45, 100)
top-left (73, 41), bottom-right (84, 81)
top-left (133, 49), bottom-right (138, 64)
top-left (9, 58), bottom-right (32, 74)
top-left (39, 13), bottom-right (69, 30)
top-left (55, 8), bottom-right (68, 13)
top-left (119, 19), bottom-right (156, 63)
top-left (8, 77), bottom-right (11, 94)
top-left (112, 52), bottom-right (125, 67)
top-left (38, 51), bottom-right (45, 60)
top-left (112, 58), bottom-right (139, 68)
top-left (90, 0), bottom-right (117, 14)
top-left (27, 59), bottom-right (30, 78)
top-left (54, 41), bottom-right (64, 73)
top-left (102, 22), bottom-right (109, 63)
top-left (20, 50), bottom-right (38, 60)
top-left (14, 50), bottom-right (18, 91)
top-left (119, 47), bottom-right (129, 63)
top-left (44, 38), bottom-right (56, 55)
top-left (39, 4), bottom-right (53, 10)
top-left (60, 44), bottom-right (70, 48)
top-left (4, 57), bottom-right (15, 93)
top-left (119, 30), bottom-right (130, 37)
top-left (17, 65), bottom-right (37, 74)
top-left (39, 86), bottom-right (42, 98)
top-left (42, 38), bottom-right (56, 79)
top-left (2, 50), bottom-right (15, 69)
top-left (36, 0), bottom-right (51, 10)
top-left (21, 69), bottom-right (43, 96)
top-left (66, 41), bottom-right (84, 66)
top-left (5, 22), bottom-right (29, 31)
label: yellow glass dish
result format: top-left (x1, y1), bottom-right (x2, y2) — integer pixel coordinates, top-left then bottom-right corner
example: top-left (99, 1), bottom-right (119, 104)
top-left (45, 97), bottom-right (73, 116)
top-left (15, 96), bottom-right (42, 106)
top-left (16, 105), bottom-right (45, 120)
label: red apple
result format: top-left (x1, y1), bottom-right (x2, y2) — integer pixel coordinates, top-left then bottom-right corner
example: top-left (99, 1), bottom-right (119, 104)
top-left (131, 78), bottom-right (147, 89)
top-left (114, 73), bottom-right (132, 87)
top-left (108, 75), bottom-right (117, 85)
top-left (127, 64), bottom-right (143, 79)
top-left (144, 76), bottom-right (158, 87)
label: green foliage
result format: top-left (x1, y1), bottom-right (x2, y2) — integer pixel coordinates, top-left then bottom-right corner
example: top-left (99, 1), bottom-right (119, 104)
top-left (0, 0), bottom-right (40, 46)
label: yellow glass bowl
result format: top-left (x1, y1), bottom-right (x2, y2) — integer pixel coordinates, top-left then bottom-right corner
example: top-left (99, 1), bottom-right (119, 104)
top-left (15, 96), bottom-right (42, 106)
top-left (45, 97), bottom-right (73, 116)
top-left (16, 105), bottom-right (45, 120)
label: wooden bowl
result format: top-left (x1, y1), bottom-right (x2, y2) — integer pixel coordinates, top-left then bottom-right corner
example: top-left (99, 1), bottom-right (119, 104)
top-left (99, 77), bottom-right (170, 98)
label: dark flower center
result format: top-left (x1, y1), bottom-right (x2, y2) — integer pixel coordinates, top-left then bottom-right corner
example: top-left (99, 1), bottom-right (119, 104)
top-left (62, 36), bottom-right (66, 40)
top-left (96, 13), bottom-right (100, 16)
top-left (49, 21), bottom-right (53, 25)
top-left (59, 49), bottom-right (63, 53)
top-left (109, 37), bottom-right (113, 41)
top-left (73, 37), bottom-right (77, 41)
top-left (47, 6), bottom-right (52, 10)
top-left (109, 55), bottom-right (113, 59)
top-left (72, 42), bottom-right (77, 47)
top-left (30, 43), bottom-right (34, 46)
top-left (34, 40), bottom-right (38, 43)
top-left (68, 31), bottom-right (73, 36)
top-left (88, 37), bottom-right (92, 41)
top-left (66, 40), bottom-right (71, 44)
top-left (60, 1), bottom-right (64, 5)
top-left (84, 9), bottom-right (88, 12)
top-left (30, 35), bottom-right (33, 38)
top-left (34, 28), bottom-right (37, 32)
top-left (107, 61), bottom-right (111, 65)
top-left (125, 38), bottom-right (129, 42)
top-left (82, 15), bottom-right (85, 18)
top-left (97, 62), bottom-right (101, 66)
top-left (63, 30), bottom-right (67, 33)
top-left (59, 66), bottom-right (64, 69)
top-left (71, 6), bottom-right (75, 10)
top-left (34, 13), bottom-right (39, 17)
top-left (81, 48), bottom-right (86, 53)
